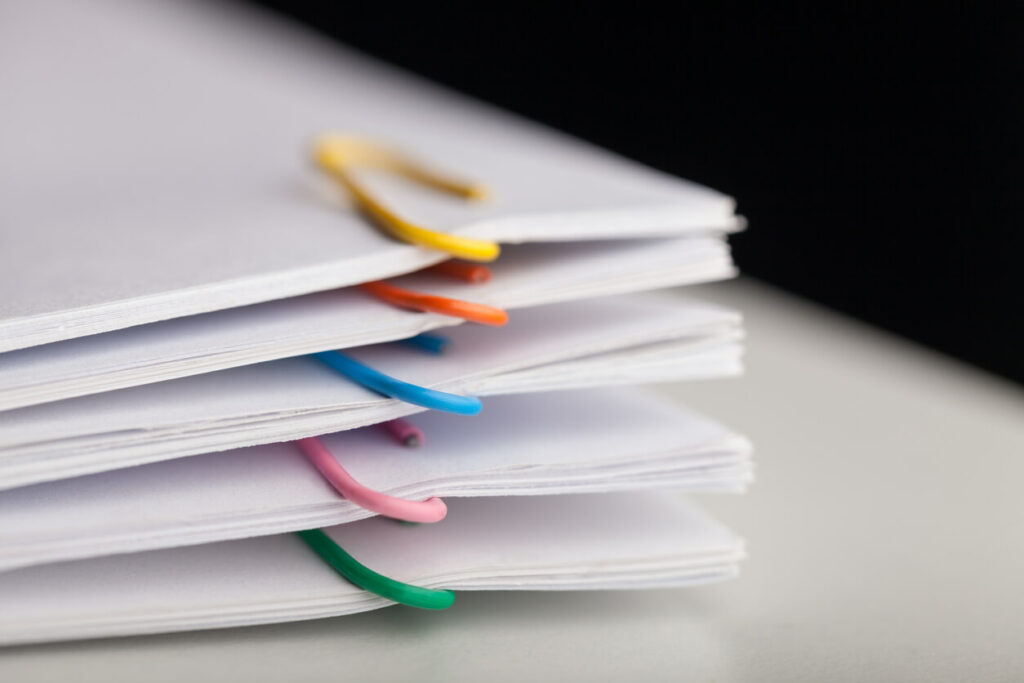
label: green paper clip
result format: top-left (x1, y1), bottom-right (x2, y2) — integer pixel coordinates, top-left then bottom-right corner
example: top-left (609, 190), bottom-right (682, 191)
top-left (297, 528), bottom-right (454, 610)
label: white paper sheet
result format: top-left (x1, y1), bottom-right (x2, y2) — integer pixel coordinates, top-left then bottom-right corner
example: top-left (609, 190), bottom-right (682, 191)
top-left (0, 295), bottom-right (743, 490)
top-left (0, 237), bottom-right (733, 412)
top-left (0, 0), bottom-right (740, 352)
top-left (0, 491), bottom-right (744, 645)
top-left (0, 388), bottom-right (751, 572)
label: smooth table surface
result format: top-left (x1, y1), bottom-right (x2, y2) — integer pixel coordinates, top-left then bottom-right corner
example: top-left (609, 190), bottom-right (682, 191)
top-left (3, 278), bottom-right (1023, 682)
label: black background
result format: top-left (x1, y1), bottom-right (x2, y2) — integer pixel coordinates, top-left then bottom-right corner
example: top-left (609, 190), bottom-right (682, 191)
top-left (250, 2), bottom-right (1022, 384)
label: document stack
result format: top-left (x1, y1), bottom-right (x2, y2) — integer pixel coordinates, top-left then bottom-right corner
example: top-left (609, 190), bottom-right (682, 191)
top-left (0, 0), bottom-right (752, 644)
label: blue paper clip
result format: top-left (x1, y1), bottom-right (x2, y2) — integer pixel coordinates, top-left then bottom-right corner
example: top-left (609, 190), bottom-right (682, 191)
top-left (312, 351), bottom-right (482, 415)
top-left (396, 333), bottom-right (450, 355)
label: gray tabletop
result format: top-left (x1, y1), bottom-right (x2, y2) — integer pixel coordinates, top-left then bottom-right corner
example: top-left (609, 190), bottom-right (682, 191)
top-left (3, 278), bottom-right (1023, 682)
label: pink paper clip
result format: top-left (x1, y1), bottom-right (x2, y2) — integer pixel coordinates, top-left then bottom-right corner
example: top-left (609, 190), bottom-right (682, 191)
top-left (379, 418), bottom-right (425, 447)
top-left (295, 436), bottom-right (446, 523)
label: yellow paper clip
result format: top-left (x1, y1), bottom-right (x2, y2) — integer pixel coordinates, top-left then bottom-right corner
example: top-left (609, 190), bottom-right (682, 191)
top-left (314, 135), bottom-right (500, 262)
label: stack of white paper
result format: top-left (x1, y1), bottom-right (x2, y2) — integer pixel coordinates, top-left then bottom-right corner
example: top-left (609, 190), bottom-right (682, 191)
top-left (0, 0), bottom-right (754, 645)
top-left (0, 295), bottom-right (742, 490)
top-left (0, 1), bottom-right (740, 352)
top-left (0, 388), bottom-right (752, 573)
top-left (0, 238), bottom-right (733, 411)
top-left (0, 493), bottom-right (745, 646)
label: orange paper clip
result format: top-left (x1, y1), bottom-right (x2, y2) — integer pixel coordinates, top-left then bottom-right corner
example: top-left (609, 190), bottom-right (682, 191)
top-left (360, 281), bottom-right (508, 326)
top-left (423, 261), bottom-right (492, 283)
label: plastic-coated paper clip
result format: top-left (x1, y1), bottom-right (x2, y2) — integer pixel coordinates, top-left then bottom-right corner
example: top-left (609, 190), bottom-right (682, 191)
top-left (396, 332), bottom-right (450, 355)
top-left (296, 437), bottom-right (446, 523)
top-left (311, 350), bottom-right (482, 415)
top-left (297, 528), bottom-right (455, 610)
top-left (378, 418), bottom-right (426, 447)
top-left (360, 280), bottom-right (508, 326)
top-left (314, 135), bottom-right (499, 262)
top-left (423, 261), bottom-right (492, 283)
